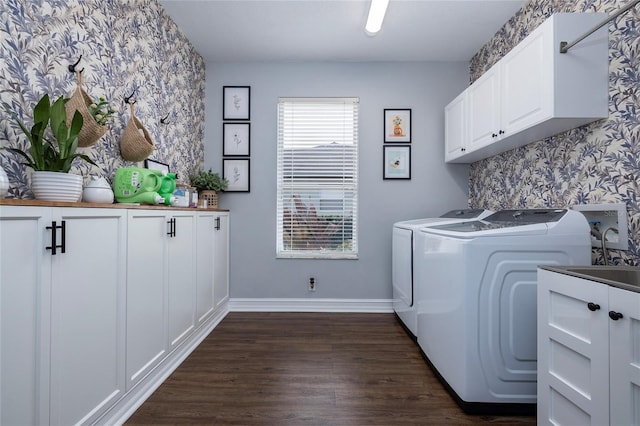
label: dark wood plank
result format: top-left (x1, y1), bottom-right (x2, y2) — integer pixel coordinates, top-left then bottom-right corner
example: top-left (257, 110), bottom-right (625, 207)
top-left (126, 312), bottom-right (536, 425)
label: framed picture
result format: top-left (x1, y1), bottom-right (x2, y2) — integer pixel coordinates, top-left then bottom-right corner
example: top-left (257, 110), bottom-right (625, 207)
top-left (384, 109), bottom-right (411, 143)
top-left (383, 145), bottom-right (411, 179)
top-left (223, 86), bottom-right (250, 120)
top-left (223, 158), bottom-right (250, 192)
top-left (144, 159), bottom-right (170, 174)
top-left (223, 123), bottom-right (250, 156)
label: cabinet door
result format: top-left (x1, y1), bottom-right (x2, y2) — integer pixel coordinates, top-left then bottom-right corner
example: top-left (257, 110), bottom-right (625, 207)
top-left (444, 91), bottom-right (467, 162)
top-left (126, 210), bottom-right (168, 389)
top-left (196, 212), bottom-right (216, 324)
top-left (537, 269), bottom-right (609, 426)
top-left (49, 208), bottom-right (127, 426)
top-left (213, 214), bottom-right (229, 310)
top-left (609, 286), bottom-right (640, 426)
top-left (167, 212), bottom-right (196, 348)
top-left (500, 27), bottom-right (552, 135)
top-left (0, 206), bottom-right (51, 426)
top-left (467, 63), bottom-right (501, 150)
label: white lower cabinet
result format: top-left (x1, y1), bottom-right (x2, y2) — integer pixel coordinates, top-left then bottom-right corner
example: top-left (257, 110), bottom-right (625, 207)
top-left (1, 206), bottom-right (51, 426)
top-left (196, 211), bottom-right (229, 323)
top-left (537, 268), bottom-right (640, 425)
top-left (608, 286), bottom-right (640, 426)
top-left (167, 212), bottom-right (196, 349)
top-left (126, 210), bottom-right (196, 389)
top-left (1, 206), bottom-right (127, 426)
top-left (126, 211), bottom-right (169, 389)
top-left (213, 213), bottom-right (229, 310)
top-left (1, 204), bottom-right (229, 425)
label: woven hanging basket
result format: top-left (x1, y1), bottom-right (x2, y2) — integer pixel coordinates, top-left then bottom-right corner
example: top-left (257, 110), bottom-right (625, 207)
top-left (200, 190), bottom-right (218, 208)
top-left (120, 102), bottom-right (154, 162)
top-left (65, 72), bottom-right (107, 147)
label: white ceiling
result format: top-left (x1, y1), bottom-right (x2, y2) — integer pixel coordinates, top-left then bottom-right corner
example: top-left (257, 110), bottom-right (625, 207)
top-left (159, 0), bottom-right (525, 63)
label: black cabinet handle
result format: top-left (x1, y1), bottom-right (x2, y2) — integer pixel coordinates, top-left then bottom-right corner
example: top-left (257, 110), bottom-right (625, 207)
top-left (45, 221), bottom-right (65, 255)
top-left (60, 220), bottom-right (66, 253)
top-left (609, 311), bottom-right (624, 321)
top-left (167, 218), bottom-right (176, 237)
top-left (587, 302), bottom-right (600, 311)
top-left (215, 217), bottom-right (221, 231)
top-left (46, 221), bottom-right (57, 255)
top-left (492, 133), bottom-right (498, 138)
top-left (499, 130), bottom-right (505, 135)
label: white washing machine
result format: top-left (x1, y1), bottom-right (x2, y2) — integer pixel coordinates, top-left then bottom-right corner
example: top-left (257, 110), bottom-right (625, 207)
top-left (392, 209), bottom-right (493, 338)
top-left (415, 209), bottom-right (591, 413)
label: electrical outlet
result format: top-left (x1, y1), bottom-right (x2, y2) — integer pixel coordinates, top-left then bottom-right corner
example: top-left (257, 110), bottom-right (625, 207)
top-left (308, 277), bottom-right (316, 292)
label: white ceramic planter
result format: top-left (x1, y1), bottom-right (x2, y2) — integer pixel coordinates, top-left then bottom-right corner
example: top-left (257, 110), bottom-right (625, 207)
top-left (83, 176), bottom-right (114, 203)
top-left (31, 171), bottom-right (83, 202)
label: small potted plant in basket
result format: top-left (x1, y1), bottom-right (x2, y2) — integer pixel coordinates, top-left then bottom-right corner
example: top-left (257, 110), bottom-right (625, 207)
top-left (190, 168), bottom-right (228, 208)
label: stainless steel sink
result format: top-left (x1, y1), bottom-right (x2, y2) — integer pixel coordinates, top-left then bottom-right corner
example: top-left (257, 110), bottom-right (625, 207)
top-left (562, 266), bottom-right (640, 290)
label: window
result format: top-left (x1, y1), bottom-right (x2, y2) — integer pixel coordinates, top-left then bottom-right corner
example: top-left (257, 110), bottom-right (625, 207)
top-left (277, 97), bottom-right (359, 259)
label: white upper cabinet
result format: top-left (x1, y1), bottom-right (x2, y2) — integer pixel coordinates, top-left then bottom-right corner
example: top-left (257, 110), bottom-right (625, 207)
top-left (445, 12), bottom-right (608, 163)
top-left (500, 27), bottom-right (551, 135)
top-left (444, 91), bottom-right (468, 163)
top-left (467, 62), bottom-right (502, 151)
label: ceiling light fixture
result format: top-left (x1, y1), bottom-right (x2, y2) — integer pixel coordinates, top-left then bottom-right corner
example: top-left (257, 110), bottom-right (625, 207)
top-left (365, 0), bottom-right (390, 36)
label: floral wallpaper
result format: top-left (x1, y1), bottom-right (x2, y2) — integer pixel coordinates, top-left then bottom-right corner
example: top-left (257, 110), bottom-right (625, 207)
top-left (469, 0), bottom-right (639, 266)
top-left (0, 0), bottom-right (205, 198)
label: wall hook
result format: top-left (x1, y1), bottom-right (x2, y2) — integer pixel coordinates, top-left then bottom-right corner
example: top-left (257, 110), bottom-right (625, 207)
top-left (124, 90), bottom-right (136, 105)
top-left (68, 55), bottom-right (84, 74)
top-left (160, 113), bottom-right (170, 124)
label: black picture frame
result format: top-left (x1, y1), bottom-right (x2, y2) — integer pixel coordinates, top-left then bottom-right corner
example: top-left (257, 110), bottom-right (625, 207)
top-left (384, 109), bottom-right (412, 143)
top-left (223, 158), bottom-right (250, 192)
top-left (223, 86), bottom-right (251, 120)
top-left (383, 145), bottom-right (411, 179)
top-left (223, 123), bottom-right (251, 156)
top-left (144, 159), bottom-right (170, 174)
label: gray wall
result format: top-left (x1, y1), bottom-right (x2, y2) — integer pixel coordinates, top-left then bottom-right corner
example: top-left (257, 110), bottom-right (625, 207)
top-left (205, 62), bottom-right (470, 299)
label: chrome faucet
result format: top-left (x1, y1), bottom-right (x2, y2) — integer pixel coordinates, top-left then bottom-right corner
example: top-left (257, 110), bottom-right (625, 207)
top-left (601, 227), bottom-right (618, 266)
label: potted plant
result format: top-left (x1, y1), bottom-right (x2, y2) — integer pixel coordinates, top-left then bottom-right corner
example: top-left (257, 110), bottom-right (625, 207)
top-left (190, 168), bottom-right (228, 208)
top-left (3, 93), bottom-right (97, 201)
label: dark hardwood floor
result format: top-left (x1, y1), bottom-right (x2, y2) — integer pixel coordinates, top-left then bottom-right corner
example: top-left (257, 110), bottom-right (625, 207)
top-left (126, 312), bottom-right (536, 425)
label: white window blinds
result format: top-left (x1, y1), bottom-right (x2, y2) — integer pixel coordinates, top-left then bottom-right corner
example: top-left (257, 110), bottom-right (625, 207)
top-left (277, 97), bottom-right (359, 259)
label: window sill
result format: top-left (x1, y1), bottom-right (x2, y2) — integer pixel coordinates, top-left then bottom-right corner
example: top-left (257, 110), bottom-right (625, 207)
top-left (276, 253), bottom-right (358, 260)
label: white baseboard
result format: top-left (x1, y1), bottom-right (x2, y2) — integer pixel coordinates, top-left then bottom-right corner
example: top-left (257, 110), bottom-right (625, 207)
top-left (228, 298), bottom-right (394, 313)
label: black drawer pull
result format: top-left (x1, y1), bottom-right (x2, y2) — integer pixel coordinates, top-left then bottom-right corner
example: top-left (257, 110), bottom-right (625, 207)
top-left (587, 302), bottom-right (600, 311)
top-left (609, 311), bottom-right (623, 321)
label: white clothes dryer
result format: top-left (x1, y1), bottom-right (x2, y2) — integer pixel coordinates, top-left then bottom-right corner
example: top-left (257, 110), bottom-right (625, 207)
top-left (415, 209), bottom-right (591, 414)
top-left (392, 209), bottom-right (493, 337)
